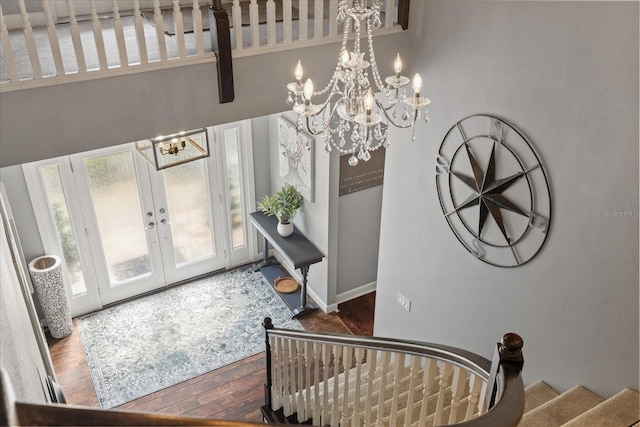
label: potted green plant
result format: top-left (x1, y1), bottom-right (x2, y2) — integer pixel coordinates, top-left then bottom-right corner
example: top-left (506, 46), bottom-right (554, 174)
top-left (258, 184), bottom-right (303, 237)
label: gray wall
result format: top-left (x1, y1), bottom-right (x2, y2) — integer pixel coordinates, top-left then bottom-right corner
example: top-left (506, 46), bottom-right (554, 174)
top-left (337, 186), bottom-right (382, 296)
top-left (375, 1), bottom-right (639, 398)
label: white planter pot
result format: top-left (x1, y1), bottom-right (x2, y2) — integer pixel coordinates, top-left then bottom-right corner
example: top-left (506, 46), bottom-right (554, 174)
top-left (277, 221), bottom-right (294, 237)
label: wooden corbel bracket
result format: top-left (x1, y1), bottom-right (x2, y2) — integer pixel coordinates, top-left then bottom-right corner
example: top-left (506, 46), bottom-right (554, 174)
top-left (209, 0), bottom-right (234, 103)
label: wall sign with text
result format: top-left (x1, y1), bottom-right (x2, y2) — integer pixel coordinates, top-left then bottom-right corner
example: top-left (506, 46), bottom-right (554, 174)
top-left (339, 147), bottom-right (385, 196)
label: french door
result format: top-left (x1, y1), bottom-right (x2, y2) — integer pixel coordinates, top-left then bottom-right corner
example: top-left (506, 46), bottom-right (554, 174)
top-left (70, 141), bottom-right (225, 305)
top-left (24, 121), bottom-right (256, 315)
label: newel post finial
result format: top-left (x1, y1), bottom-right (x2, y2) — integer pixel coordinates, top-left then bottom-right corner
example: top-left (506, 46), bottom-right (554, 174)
top-left (487, 332), bottom-right (525, 409)
top-left (499, 332), bottom-right (524, 366)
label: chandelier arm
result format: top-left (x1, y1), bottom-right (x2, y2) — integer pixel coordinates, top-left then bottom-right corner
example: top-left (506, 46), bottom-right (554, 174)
top-left (303, 97), bottom-right (348, 135)
top-left (376, 99), bottom-right (417, 129)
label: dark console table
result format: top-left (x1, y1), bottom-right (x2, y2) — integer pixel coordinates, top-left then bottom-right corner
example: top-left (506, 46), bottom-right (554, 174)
top-left (250, 212), bottom-right (324, 318)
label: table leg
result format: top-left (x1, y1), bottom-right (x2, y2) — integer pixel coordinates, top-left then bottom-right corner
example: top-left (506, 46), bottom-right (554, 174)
top-left (291, 265), bottom-right (316, 319)
top-left (253, 237), bottom-right (275, 271)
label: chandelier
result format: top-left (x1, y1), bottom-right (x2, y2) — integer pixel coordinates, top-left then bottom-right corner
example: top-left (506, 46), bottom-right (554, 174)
top-left (286, 0), bottom-right (430, 166)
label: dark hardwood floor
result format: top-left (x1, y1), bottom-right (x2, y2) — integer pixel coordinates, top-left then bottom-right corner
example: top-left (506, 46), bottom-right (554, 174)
top-left (47, 289), bottom-right (375, 423)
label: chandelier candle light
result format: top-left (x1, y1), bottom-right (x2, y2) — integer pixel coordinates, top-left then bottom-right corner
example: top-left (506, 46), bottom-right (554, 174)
top-left (286, 0), bottom-right (430, 166)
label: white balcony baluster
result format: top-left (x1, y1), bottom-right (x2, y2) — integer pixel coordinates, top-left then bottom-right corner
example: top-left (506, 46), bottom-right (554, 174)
top-left (172, 0), bottom-right (186, 58)
top-left (313, 0), bottom-right (324, 39)
top-left (283, 0), bottom-right (292, 44)
top-left (385, 0), bottom-right (395, 28)
top-left (232, 0), bottom-right (243, 51)
top-left (299, 0), bottom-right (308, 41)
top-left (249, 0), bottom-right (259, 48)
top-left (266, 0), bottom-right (276, 46)
top-left (89, 0), bottom-right (108, 70)
top-left (18, 0), bottom-right (42, 78)
top-left (192, 0), bottom-right (204, 56)
top-left (152, 0), bottom-right (168, 62)
top-left (328, 0), bottom-right (337, 36)
top-left (133, 0), bottom-right (148, 64)
top-left (42, 0), bottom-right (64, 75)
top-left (0, 5), bottom-right (20, 82)
top-left (111, 0), bottom-right (128, 68)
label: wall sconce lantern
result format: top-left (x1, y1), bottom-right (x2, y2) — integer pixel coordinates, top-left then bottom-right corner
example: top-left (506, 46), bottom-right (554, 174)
top-left (135, 128), bottom-right (210, 171)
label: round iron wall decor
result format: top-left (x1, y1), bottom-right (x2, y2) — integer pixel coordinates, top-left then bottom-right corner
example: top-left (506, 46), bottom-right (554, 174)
top-left (435, 114), bottom-right (551, 267)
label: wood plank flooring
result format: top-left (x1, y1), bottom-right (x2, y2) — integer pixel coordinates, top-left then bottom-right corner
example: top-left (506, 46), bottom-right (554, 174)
top-left (47, 289), bottom-right (375, 423)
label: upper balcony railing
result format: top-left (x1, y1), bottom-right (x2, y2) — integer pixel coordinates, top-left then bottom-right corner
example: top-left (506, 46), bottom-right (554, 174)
top-left (0, 0), bottom-right (405, 92)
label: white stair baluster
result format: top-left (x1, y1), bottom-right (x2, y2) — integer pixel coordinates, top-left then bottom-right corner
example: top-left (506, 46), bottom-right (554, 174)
top-left (448, 366), bottom-right (468, 424)
top-left (351, 347), bottom-right (364, 426)
top-left (0, 5), bottom-right (20, 82)
top-left (271, 336), bottom-right (282, 410)
top-left (389, 352), bottom-right (405, 427)
top-left (282, 338), bottom-right (292, 415)
top-left (249, 0), bottom-right (259, 48)
top-left (331, 345), bottom-right (342, 426)
top-left (19, 0), bottom-right (42, 78)
top-left (341, 346), bottom-right (353, 426)
top-left (433, 361), bottom-right (453, 426)
top-left (384, 0), bottom-right (394, 28)
top-left (312, 341), bottom-right (321, 425)
top-left (111, 0), bottom-right (128, 68)
top-left (418, 358), bottom-right (438, 427)
top-left (266, 0), bottom-right (276, 46)
top-left (282, 0), bottom-right (292, 44)
top-left (232, 0), bottom-right (243, 51)
top-left (403, 355), bottom-right (421, 427)
top-left (303, 341), bottom-right (313, 422)
top-left (375, 351), bottom-right (391, 425)
top-left (313, 0), bottom-right (323, 39)
top-left (465, 374), bottom-right (484, 420)
top-left (321, 343), bottom-right (331, 425)
top-left (89, 0), bottom-right (108, 70)
top-left (133, 0), bottom-right (148, 64)
top-left (298, 0), bottom-right (308, 41)
top-left (296, 340), bottom-right (305, 422)
top-left (153, 0), bottom-right (167, 62)
top-left (363, 349), bottom-right (377, 425)
top-left (42, 0), bottom-right (64, 75)
top-left (191, 0), bottom-right (204, 56)
top-left (172, 0), bottom-right (186, 58)
top-left (477, 378), bottom-right (489, 415)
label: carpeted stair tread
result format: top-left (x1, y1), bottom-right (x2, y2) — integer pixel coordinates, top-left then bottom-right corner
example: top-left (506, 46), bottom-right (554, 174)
top-left (524, 381), bottom-right (559, 413)
top-left (518, 385), bottom-right (604, 427)
top-left (562, 388), bottom-right (640, 427)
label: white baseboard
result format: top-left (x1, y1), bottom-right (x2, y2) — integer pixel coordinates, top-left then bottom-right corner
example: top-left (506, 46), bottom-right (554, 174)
top-left (336, 281), bottom-right (377, 305)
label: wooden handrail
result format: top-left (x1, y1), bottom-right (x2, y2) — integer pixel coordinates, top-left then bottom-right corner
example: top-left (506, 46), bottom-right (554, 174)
top-left (1, 368), bottom-right (265, 426)
top-left (1, 368), bottom-right (266, 427)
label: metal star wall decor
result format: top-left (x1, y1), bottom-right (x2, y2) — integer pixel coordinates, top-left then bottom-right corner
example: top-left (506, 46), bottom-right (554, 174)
top-left (436, 114), bottom-right (552, 267)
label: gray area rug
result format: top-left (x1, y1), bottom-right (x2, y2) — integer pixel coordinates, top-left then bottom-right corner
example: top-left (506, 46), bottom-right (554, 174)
top-left (76, 266), bottom-right (302, 409)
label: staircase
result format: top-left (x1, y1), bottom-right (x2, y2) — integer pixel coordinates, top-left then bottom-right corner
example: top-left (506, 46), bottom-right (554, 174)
top-left (520, 382), bottom-right (639, 427)
top-left (261, 318), bottom-right (526, 426)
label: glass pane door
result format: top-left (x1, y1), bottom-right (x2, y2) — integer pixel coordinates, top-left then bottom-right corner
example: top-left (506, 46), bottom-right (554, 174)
top-left (147, 140), bottom-right (225, 284)
top-left (71, 145), bottom-right (166, 305)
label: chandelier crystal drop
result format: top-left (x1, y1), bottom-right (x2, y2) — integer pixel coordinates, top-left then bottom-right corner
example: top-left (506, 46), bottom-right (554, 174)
top-left (286, 0), bottom-right (430, 166)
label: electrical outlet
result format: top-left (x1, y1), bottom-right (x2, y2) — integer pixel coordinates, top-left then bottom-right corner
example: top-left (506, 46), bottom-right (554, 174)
top-left (397, 292), bottom-right (411, 312)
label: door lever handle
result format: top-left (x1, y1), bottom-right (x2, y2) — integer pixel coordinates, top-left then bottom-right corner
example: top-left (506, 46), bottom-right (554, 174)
top-left (144, 221), bottom-right (155, 230)
top-left (161, 218), bottom-right (172, 225)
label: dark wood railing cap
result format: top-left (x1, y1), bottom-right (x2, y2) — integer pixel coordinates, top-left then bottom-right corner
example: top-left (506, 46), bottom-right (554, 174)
top-left (499, 332), bottom-right (524, 365)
